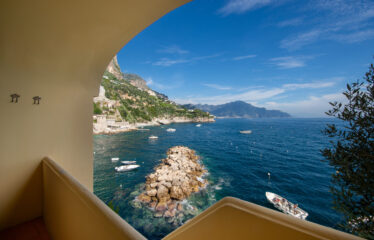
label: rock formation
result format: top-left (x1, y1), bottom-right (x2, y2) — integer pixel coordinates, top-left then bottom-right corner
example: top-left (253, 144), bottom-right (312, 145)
top-left (137, 146), bottom-right (207, 219)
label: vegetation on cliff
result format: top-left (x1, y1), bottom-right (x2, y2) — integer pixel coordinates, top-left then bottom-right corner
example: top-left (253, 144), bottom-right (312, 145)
top-left (94, 70), bottom-right (213, 123)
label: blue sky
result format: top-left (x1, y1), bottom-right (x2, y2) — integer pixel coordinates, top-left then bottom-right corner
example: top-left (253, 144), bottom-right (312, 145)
top-left (116, 0), bottom-right (374, 117)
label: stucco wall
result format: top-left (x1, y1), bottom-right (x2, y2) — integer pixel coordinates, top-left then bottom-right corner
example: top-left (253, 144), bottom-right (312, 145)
top-left (0, 0), bottom-right (190, 230)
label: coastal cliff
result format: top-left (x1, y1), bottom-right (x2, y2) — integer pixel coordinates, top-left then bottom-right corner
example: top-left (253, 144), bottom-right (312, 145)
top-left (93, 57), bottom-right (214, 134)
top-left (137, 146), bottom-right (207, 222)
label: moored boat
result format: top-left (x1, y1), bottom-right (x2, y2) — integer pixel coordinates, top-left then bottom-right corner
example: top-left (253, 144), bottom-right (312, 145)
top-left (240, 130), bottom-right (252, 134)
top-left (196, 124), bottom-right (202, 127)
top-left (266, 192), bottom-right (308, 220)
top-left (121, 161), bottom-right (136, 164)
top-left (115, 164), bottom-right (140, 172)
top-left (149, 135), bottom-right (158, 139)
top-left (111, 157), bottom-right (119, 161)
top-left (166, 128), bottom-right (176, 132)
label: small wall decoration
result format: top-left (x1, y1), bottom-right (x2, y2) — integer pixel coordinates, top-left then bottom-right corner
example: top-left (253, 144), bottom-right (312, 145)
top-left (10, 93), bottom-right (20, 103)
top-left (33, 96), bottom-right (41, 105)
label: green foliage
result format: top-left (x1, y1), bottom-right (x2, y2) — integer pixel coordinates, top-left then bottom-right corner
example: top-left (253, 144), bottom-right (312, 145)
top-left (107, 200), bottom-right (119, 214)
top-left (93, 102), bottom-right (102, 115)
top-left (97, 71), bottom-right (212, 123)
top-left (322, 63), bottom-right (374, 239)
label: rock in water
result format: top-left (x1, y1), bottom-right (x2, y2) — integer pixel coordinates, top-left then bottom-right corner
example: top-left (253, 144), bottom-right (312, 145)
top-left (137, 146), bottom-right (207, 219)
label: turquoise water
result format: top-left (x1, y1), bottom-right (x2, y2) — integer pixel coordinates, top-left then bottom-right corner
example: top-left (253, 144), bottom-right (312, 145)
top-left (94, 118), bottom-right (343, 239)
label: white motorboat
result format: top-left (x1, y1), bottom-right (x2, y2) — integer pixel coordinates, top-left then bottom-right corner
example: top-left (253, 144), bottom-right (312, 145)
top-left (196, 124), bottom-right (202, 127)
top-left (111, 157), bottom-right (119, 161)
top-left (240, 130), bottom-right (252, 134)
top-left (121, 161), bottom-right (136, 164)
top-left (266, 192), bottom-right (308, 220)
top-left (166, 128), bottom-right (176, 132)
top-left (115, 164), bottom-right (140, 172)
top-left (149, 135), bottom-right (158, 139)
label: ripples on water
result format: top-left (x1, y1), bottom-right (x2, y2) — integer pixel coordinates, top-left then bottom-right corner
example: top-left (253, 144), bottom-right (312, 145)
top-left (94, 118), bottom-right (343, 239)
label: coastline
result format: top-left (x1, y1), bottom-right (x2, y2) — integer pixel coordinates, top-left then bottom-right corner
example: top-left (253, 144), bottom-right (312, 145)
top-left (93, 116), bottom-right (215, 135)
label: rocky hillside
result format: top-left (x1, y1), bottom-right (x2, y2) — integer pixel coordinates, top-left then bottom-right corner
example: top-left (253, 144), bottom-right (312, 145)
top-left (93, 57), bottom-right (214, 129)
top-left (184, 101), bottom-right (290, 118)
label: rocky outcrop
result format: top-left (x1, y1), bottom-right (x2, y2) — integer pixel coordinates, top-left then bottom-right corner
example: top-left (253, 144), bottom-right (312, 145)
top-left (107, 56), bottom-right (124, 80)
top-left (137, 146), bottom-right (207, 219)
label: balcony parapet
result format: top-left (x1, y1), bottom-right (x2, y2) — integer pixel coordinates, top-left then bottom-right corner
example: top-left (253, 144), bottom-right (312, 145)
top-left (42, 157), bottom-right (146, 240)
top-left (164, 196), bottom-right (362, 240)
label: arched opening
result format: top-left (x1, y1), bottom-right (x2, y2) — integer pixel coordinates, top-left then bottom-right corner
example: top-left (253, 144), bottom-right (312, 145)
top-left (91, 1), bottom-right (374, 239)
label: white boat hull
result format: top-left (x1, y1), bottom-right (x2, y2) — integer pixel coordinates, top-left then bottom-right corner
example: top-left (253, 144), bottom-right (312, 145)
top-left (266, 192), bottom-right (308, 220)
top-left (115, 164), bottom-right (140, 172)
top-left (121, 161), bottom-right (136, 164)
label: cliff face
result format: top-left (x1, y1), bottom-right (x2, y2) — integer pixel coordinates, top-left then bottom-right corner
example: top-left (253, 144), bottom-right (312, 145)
top-left (93, 56), bottom-right (214, 134)
top-left (106, 56), bottom-right (123, 80)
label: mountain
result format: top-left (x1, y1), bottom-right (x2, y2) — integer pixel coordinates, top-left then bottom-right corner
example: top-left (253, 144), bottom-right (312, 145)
top-left (93, 56), bottom-right (214, 134)
top-left (183, 101), bottom-right (291, 118)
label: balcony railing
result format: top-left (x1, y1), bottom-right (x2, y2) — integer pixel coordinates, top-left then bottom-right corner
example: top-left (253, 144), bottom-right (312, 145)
top-left (1, 157), bottom-right (362, 240)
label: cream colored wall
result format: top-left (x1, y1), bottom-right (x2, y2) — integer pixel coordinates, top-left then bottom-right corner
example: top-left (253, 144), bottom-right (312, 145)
top-left (43, 157), bottom-right (146, 240)
top-left (165, 197), bottom-right (362, 240)
top-left (0, 0), bottom-right (190, 230)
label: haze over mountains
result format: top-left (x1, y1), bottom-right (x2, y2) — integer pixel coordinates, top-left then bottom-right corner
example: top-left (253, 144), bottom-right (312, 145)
top-left (183, 101), bottom-right (291, 118)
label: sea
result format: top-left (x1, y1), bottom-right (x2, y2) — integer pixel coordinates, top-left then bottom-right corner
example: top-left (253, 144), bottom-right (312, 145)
top-left (93, 118), bottom-right (344, 239)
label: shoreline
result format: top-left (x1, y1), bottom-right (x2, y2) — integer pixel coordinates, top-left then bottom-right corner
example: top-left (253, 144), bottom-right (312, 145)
top-left (93, 117), bottom-right (215, 135)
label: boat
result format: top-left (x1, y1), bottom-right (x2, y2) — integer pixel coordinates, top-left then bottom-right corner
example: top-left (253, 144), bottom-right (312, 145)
top-left (115, 164), bottom-right (140, 172)
top-left (121, 161), bottom-right (136, 164)
top-left (240, 130), bottom-right (252, 134)
top-left (196, 124), bottom-right (202, 127)
top-left (166, 128), bottom-right (176, 132)
top-left (138, 128), bottom-right (150, 131)
top-left (149, 135), bottom-right (158, 139)
top-left (265, 192), bottom-right (308, 220)
top-left (111, 157), bottom-right (119, 161)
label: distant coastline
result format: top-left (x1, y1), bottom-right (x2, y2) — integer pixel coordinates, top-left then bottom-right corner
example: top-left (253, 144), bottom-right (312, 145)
top-left (93, 116), bottom-right (214, 135)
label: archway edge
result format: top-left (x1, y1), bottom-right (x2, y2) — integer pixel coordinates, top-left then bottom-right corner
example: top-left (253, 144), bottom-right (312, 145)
top-left (0, 0), bottom-right (191, 229)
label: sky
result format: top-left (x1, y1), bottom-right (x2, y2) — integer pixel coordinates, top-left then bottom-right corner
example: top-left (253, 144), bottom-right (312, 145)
top-left (116, 0), bottom-right (374, 117)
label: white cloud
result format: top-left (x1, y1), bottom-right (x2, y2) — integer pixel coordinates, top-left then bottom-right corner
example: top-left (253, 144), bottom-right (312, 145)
top-left (262, 93), bottom-right (345, 117)
top-left (331, 29), bottom-right (374, 43)
top-left (151, 54), bottom-right (221, 67)
top-left (146, 77), bottom-right (165, 89)
top-left (233, 54), bottom-right (257, 61)
top-left (174, 88), bottom-right (285, 105)
top-left (277, 18), bottom-right (303, 27)
top-left (174, 77), bottom-right (341, 117)
top-left (270, 56), bottom-right (309, 69)
top-left (146, 77), bottom-right (175, 90)
top-left (280, 30), bottom-right (323, 50)
top-left (203, 83), bottom-right (232, 90)
top-left (218, 0), bottom-right (273, 15)
top-left (282, 81), bottom-right (336, 89)
top-left (152, 58), bottom-right (188, 67)
top-left (280, 0), bottom-right (374, 50)
top-left (157, 45), bottom-right (189, 54)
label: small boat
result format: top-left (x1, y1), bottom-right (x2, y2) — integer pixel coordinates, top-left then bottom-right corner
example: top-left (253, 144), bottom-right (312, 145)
top-left (196, 124), bottom-right (202, 127)
top-left (166, 128), bottom-right (176, 132)
top-left (111, 157), bottom-right (119, 161)
top-left (149, 135), bottom-right (158, 139)
top-left (266, 192), bottom-right (308, 220)
top-left (115, 164), bottom-right (140, 172)
top-left (121, 161), bottom-right (136, 164)
top-left (240, 130), bottom-right (252, 134)
top-left (138, 128), bottom-right (150, 131)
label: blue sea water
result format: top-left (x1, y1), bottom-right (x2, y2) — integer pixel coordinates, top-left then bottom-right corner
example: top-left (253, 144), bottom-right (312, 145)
top-left (93, 118), bottom-right (343, 239)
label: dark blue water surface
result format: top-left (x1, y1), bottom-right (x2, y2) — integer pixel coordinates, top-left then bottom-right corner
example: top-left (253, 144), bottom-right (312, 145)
top-left (94, 118), bottom-right (343, 239)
